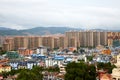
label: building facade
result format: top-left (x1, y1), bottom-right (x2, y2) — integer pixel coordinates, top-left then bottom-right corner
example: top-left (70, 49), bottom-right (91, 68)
top-left (3, 37), bottom-right (14, 51)
top-left (2, 31), bottom-right (120, 51)
top-left (59, 36), bottom-right (68, 49)
top-left (42, 36), bottom-right (55, 49)
top-left (14, 36), bottom-right (28, 50)
top-left (66, 31), bottom-right (108, 48)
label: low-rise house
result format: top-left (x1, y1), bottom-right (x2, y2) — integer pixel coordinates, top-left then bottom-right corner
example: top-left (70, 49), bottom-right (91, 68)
top-left (45, 56), bottom-right (64, 67)
top-left (94, 54), bottom-right (112, 63)
top-left (6, 51), bottom-right (20, 59)
top-left (0, 75), bottom-right (3, 80)
top-left (0, 64), bottom-right (11, 73)
top-left (31, 54), bottom-right (46, 60)
top-left (78, 54), bottom-right (86, 61)
top-left (18, 61), bottom-right (27, 69)
top-left (53, 56), bottom-right (64, 67)
top-left (42, 71), bottom-right (59, 80)
top-left (9, 61), bottom-right (18, 70)
top-left (97, 69), bottom-right (112, 80)
top-left (18, 48), bottom-right (33, 56)
top-left (35, 46), bottom-right (47, 55)
top-left (9, 60), bottom-right (38, 70)
top-left (99, 73), bottom-right (112, 80)
top-left (112, 53), bottom-right (120, 80)
top-left (45, 58), bottom-right (54, 67)
top-left (0, 58), bottom-right (9, 65)
top-left (59, 64), bottom-right (66, 74)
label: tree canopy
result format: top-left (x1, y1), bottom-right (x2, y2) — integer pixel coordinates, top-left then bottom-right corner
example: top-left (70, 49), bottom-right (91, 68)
top-left (97, 62), bottom-right (116, 73)
top-left (16, 67), bottom-right (43, 80)
top-left (65, 62), bottom-right (96, 80)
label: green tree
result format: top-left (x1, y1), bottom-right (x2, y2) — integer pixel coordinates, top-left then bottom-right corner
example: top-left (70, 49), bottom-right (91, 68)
top-left (65, 62), bottom-right (96, 80)
top-left (73, 50), bottom-right (78, 53)
top-left (45, 66), bottom-right (60, 72)
top-left (8, 69), bottom-right (21, 76)
top-left (87, 56), bottom-right (93, 61)
top-left (97, 62), bottom-right (116, 73)
top-left (16, 66), bottom-right (43, 80)
top-left (16, 69), bottom-right (38, 80)
top-left (2, 72), bottom-right (9, 78)
top-left (32, 66), bottom-right (43, 80)
top-left (0, 50), bottom-right (6, 55)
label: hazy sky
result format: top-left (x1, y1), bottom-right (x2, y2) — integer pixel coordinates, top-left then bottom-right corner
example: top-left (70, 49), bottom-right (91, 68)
top-left (0, 0), bottom-right (120, 30)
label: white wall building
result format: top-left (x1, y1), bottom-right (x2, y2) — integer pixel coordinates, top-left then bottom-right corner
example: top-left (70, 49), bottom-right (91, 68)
top-left (36, 47), bottom-right (47, 55)
top-left (112, 53), bottom-right (120, 80)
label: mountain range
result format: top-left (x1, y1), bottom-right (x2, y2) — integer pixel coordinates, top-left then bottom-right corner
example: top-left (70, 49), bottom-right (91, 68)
top-left (0, 27), bottom-right (119, 36)
top-left (0, 27), bottom-right (81, 36)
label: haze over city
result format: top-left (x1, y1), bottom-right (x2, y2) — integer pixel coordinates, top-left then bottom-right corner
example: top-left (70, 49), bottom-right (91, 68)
top-left (0, 0), bottom-right (120, 30)
top-left (1, 0), bottom-right (120, 80)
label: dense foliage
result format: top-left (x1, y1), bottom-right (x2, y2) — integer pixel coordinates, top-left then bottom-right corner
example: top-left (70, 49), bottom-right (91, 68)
top-left (1, 66), bottom-right (60, 79)
top-left (45, 66), bottom-right (60, 72)
top-left (0, 50), bottom-right (6, 55)
top-left (0, 60), bottom-right (115, 80)
top-left (97, 62), bottom-right (116, 73)
top-left (65, 62), bottom-right (96, 80)
top-left (86, 56), bottom-right (93, 61)
top-left (17, 67), bottom-right (43, 80)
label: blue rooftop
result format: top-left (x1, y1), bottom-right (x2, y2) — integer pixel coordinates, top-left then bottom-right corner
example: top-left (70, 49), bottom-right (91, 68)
top-left (31, 54), bottom-right (46, 58)
top-left (54, 56), bottom-right (64, 60)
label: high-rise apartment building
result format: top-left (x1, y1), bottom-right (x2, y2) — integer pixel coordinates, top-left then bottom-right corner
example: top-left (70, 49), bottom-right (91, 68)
top-left (66, 31), bottom-right (108, 48)
top-left (79, 31), bottom-right (84, 47)
top-left (0, 36), bottom-right (5, 47)
top-left (93, 31), bottom-right (100, 47)
top-left (42, 36), bottom-right (54, 49)
top-left (54, 38), bottom-right (59, 49)
top-left (2, 31), bottom-right (120, 51)
top-left (3, 36), bottom-right (42, 51)
top-left (100, 31), bottom-right (108, 46)
top-left (3, 37), bottom-right (14, 51)
top-left (66, 31), bottom-right (80, 47)
top-left (59, 36), bottom-right (68, 49)
top-left (28, 36), bottom-right (42, 49)
top-left (69, 37), bottom-right (77, 47)
top-left (84, 31), bottom-right (93, 47)
top-left (14, 36), bottom-right (28, 50)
